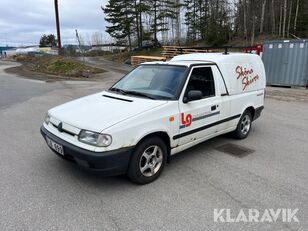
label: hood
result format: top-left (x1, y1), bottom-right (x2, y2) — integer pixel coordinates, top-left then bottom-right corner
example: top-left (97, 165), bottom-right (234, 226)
top-left (49, 91), bottom-right (168, 132)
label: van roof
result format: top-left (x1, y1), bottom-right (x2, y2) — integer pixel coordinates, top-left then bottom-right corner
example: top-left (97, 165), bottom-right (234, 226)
top-left (141, 60), bottom-right (212, 67)
top-left (171, 52), bottom-right (259, 64)
top-left (141, 52), bottom-right (260, 67)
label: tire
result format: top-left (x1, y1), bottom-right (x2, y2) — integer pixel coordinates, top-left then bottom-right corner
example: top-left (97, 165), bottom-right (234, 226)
top-left (127, 136), bottom-right (167, 184)
top-left (233, 110), bottom-right (252, 139)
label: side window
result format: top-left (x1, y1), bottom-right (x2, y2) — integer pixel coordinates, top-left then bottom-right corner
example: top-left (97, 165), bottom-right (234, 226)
top-left (185, 67), bottom-right (215, 98)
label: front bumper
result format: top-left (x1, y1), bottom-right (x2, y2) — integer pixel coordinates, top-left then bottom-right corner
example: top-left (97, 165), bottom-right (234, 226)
top-left (40, 126), bottom-right (134, 176)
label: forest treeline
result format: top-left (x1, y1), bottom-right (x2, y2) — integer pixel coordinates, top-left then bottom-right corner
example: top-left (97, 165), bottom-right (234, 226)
top-left (102, 0), bottom-right (308, 48)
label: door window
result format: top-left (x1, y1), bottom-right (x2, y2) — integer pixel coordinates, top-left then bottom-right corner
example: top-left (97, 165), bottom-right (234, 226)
top-left (185, 67), bottom-right (215, 99)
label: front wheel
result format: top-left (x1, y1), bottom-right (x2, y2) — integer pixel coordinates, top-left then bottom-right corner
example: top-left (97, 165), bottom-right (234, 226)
top-left (233, 110), bottom-right (252, 139)
top-left (127, 136), bottom-right (167, 184)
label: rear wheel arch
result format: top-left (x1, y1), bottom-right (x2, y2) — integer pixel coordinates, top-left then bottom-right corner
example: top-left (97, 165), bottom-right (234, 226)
top-left (244, 106), bottom-right (255, 120)
top-left (233, 110), bottom-right (253, 139)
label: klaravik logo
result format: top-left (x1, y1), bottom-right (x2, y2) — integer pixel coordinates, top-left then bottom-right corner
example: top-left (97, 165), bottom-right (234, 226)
top-left (214, 208), bottom-right (299, 223)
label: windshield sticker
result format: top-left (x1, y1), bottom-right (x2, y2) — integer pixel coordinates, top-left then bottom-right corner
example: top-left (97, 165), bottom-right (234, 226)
top-left (236, 66), bottom-right (259, 91)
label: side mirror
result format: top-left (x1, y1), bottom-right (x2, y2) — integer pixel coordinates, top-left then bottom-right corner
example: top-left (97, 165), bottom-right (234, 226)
top-left (183, 90), bottom-right (203, 103)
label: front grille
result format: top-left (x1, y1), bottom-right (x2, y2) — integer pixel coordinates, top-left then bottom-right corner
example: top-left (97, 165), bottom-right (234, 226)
top-left (50, 122), bottom-right (75, 137)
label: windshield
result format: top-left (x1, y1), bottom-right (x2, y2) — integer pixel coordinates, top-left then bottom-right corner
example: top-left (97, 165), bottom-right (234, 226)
top-left (110, 65), bottom-right (188, 100)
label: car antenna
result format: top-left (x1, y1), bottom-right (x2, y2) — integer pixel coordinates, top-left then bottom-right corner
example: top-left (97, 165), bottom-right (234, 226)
top-left (223, 46), bottom-right (230, 55)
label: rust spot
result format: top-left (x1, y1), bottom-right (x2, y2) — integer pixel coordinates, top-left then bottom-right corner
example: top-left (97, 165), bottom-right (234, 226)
top-left (120, 139), bottom-right (135, 148)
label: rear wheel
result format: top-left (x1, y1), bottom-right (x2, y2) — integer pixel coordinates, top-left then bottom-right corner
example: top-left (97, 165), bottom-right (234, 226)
top-left (233, 110), bottom-right (252, 139)
top-left (127, 136), bottom-right (167, 184)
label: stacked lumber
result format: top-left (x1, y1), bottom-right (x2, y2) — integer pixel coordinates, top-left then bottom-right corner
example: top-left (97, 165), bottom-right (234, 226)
top-left (162, 46), bottom-right (208, 58)
top-left (131, 46), bottom-right (218, 67)
top-left (161, 46), bottom-right (182, 59)
top-left (131, 55), bottom-right (167, 67)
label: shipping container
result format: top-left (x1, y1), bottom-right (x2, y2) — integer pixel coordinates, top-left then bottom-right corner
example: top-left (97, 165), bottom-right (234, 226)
top-left (262, 39), bottom-right (308, 87)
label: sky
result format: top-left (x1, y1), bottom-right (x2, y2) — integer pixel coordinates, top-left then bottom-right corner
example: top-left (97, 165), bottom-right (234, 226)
top-left (0, 0), bottom-right (109, 46)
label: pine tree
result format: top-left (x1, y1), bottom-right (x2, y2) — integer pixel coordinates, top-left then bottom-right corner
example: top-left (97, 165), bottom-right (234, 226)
top-left (103, 0), bottom-right (135, 50)
top-left (184, 0), bottom-right (198, 42)
top-left (102, 0), bottom-right (308, 47)
top-left (147, 0), bottom-right (176, 44)
top-left (39, 34), bottom-right (57, 47)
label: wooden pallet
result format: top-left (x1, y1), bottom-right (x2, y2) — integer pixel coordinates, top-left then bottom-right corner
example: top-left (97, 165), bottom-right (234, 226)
top-left (162, 46), bottom-right (208, 58)
top-left (161, 46), bottom-right (181, 58)
top-left (131, 55), bottom-right (167, 67)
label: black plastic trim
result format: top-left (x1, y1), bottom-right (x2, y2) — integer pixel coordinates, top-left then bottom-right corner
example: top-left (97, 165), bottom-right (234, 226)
top-left (253, 106), bottom-right (264, 121)
top-left (173, 114), bottom-right (241, 140)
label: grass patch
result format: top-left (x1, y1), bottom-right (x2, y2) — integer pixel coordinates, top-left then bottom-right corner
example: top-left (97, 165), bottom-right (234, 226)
top-left (16, 56), bottom-right (105, 77)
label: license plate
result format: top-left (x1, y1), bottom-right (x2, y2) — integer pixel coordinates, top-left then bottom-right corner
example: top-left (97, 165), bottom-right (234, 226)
top-left (46, 137), bottom-right (64, 155)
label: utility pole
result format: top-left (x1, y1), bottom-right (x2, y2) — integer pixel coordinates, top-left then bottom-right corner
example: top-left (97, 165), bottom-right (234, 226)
top-left (54, 0), bottom-right (62, 49)
top-left (75, 29), bottom-right (85, 62)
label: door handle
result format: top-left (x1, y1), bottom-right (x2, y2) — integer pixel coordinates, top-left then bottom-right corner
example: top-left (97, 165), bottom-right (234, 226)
top-left (211, 105), bottom-right (217, 111)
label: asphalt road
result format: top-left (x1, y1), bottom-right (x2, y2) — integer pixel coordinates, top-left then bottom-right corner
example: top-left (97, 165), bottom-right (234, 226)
top-left (0, 60), bottom-right (307, 231)
top-left (0, 61), bottom-right (63, 110)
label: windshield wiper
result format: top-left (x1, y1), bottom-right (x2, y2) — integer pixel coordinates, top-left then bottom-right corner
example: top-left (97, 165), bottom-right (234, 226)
top-left (110, 88), bottom-right (155, 99)
top-left (124, 90), bottom-right (156, 100)
top-left (109, 87), bottom-right (127, 95)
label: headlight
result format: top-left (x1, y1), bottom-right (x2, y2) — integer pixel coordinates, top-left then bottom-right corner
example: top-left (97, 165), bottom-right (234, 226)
top-left (78, 130), bottom-right (112, 147)
top-left (44, 114), bottom-right (50, 125)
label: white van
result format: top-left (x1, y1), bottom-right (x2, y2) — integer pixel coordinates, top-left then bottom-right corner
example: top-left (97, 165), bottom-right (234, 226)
top-left (41, 53), bottom-right (265, 184)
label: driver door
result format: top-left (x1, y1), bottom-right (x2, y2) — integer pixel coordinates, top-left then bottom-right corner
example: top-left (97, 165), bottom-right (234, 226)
top-left (177, 66), bottom-right (221, 146)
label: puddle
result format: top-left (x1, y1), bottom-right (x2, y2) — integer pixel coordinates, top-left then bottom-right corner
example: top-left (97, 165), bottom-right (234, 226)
top-left (216, 143), bottom-right (255, 157)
